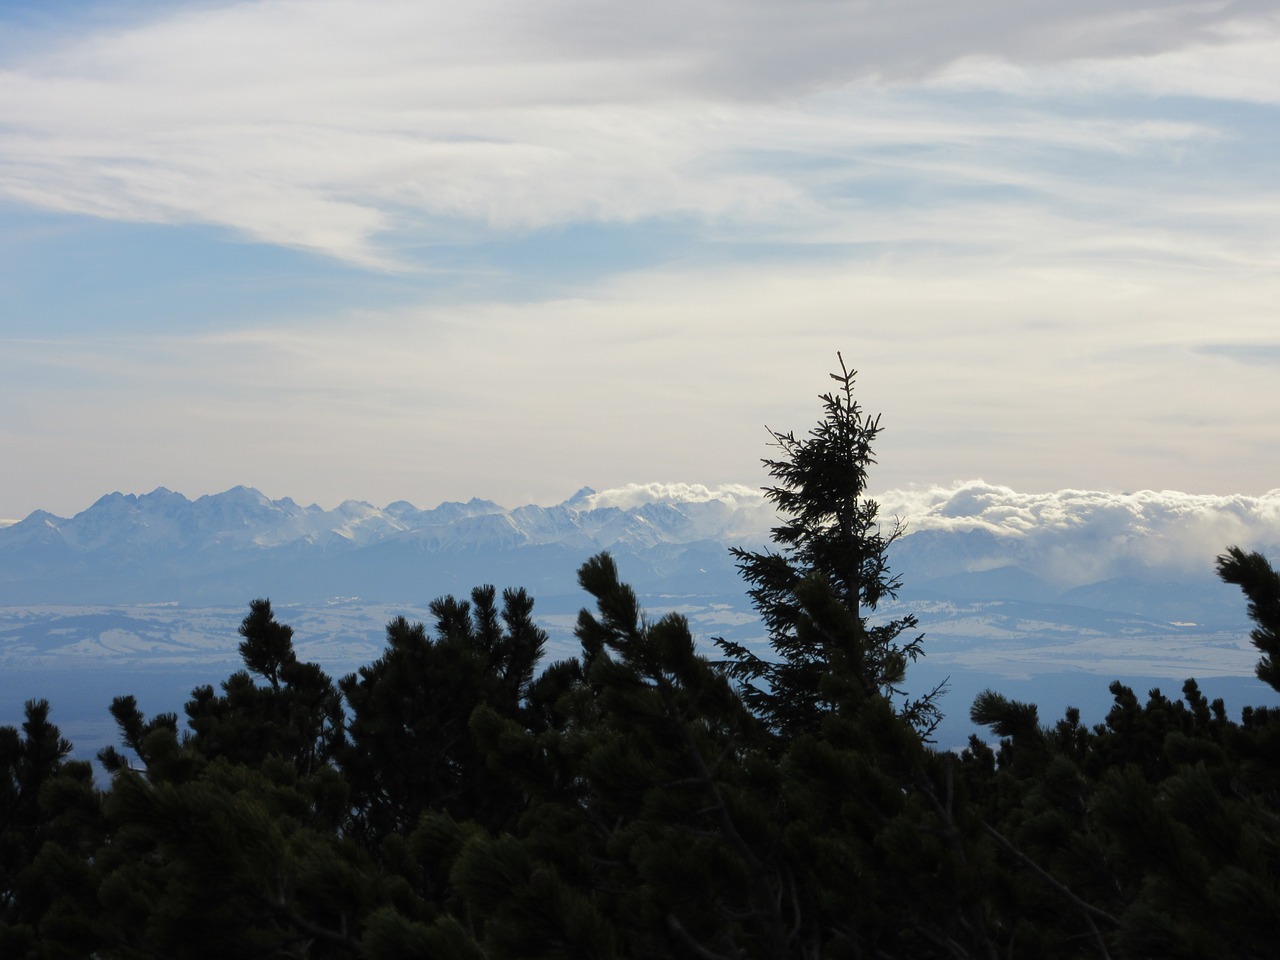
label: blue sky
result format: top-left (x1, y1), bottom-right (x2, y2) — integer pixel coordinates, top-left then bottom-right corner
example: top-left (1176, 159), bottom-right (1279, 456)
top-left (2, 0), bottom-right (1279, 519)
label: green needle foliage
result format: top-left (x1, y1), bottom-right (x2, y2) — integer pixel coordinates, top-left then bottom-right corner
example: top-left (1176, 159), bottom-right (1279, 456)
top-left (717, 353), bottom-right (943, 740)
top-left (1217, 546), bottom-right (1280, 692)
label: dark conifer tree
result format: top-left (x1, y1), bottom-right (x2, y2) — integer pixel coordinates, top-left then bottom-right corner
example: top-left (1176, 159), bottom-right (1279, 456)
top-left (463, 553), bottom-right (783, 959)
top-left (184, 599), bottom-right (346, 774)
top-left (1, 700), bottom-right (100, 958)
top-left (88, 605), bottom-right (372, 959)
top-left (1217, 546), bottom-right (1280, 692)
top-left (960, 547), bottom-right (1280, 960)
top-left (340, 585), bottom-right (548, 843)
top-left (718, 353), bottom-right (942, 737)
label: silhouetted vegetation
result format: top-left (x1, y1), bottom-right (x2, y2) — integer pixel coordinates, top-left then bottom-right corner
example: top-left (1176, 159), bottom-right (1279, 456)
top-left (3, 358), bottom-right (1279, 958)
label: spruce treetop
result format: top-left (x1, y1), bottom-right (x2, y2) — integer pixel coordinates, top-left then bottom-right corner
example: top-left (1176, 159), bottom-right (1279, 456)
top-left (719, 353), bottom-right (942, 737)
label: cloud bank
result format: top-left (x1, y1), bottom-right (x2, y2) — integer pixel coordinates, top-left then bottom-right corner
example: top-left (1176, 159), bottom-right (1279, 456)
top-left (582, 479), bottom-right (1280, 587)
top-left (882, 482), bottom-right (1280, 586)
top-left (580, 482), bottom-right (765, 512)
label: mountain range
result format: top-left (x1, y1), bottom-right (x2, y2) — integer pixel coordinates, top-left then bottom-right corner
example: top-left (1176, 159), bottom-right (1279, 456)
top-left (1, 483), bottom-right (1272, 757)
top-left (0, 485), bottom-right (772, 605)
top-left (0, 483), bottom-right (1258, 630)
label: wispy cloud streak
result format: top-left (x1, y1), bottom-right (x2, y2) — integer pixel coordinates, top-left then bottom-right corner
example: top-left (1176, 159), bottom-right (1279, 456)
top-left (1, 1), bottom-right (1277, 266)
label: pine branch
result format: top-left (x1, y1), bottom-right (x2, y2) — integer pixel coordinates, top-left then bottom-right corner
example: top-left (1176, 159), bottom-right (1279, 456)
top-left (983, 822), bottom-right (1120, 943)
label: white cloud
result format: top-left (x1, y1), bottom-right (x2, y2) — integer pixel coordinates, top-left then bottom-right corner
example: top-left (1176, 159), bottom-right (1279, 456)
top-left (0, 1), bottom-right (1277, 265)
top-left (933, 22), bottom-right (1280, 103)
top-left (879, 481), bottom-right (1280, 585)
top-left (581, 480), bottom-right (1280, 589)
top-left (582, 482), bottom-right (767, 511)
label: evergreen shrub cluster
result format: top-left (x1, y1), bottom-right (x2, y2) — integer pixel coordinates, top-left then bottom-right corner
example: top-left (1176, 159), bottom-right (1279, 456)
top-left (4, 357), bottom-right (1279, 959)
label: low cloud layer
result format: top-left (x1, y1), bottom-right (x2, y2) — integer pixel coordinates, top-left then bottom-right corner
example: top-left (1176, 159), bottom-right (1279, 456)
top-left (588, 479), bottom-right (1280, 588)
top-left (580, 482), bottom-right (766, 512)
top-left (885, 482), bottom-right (1280, 586)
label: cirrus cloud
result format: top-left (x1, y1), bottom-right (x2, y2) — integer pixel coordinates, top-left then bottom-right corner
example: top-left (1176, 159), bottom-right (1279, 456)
top-left (1, 1), bottom-right (1277, 266)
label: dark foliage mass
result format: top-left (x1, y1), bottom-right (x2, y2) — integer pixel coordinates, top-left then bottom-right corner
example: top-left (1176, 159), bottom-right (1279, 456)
top-left (4, 358), bottom-right (1279, 959)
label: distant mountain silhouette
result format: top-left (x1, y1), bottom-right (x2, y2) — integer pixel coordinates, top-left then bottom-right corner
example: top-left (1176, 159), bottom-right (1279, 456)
top-left (0, 485), bottom-right (1253, 632)
top-left (0, 486), bottom-right (771, 604)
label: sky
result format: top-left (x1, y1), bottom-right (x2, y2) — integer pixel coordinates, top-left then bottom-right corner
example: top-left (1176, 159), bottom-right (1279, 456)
top-left (2, 0), bottom-right (1279, 521)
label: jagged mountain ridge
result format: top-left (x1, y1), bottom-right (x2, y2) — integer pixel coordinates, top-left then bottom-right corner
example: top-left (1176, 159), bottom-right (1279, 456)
top-left (0, 484), bottom-right (1254, 630)
top-left (0, 485), bottom-right (768, 554)
top-left (0, 485), bottom-right (775, 604)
